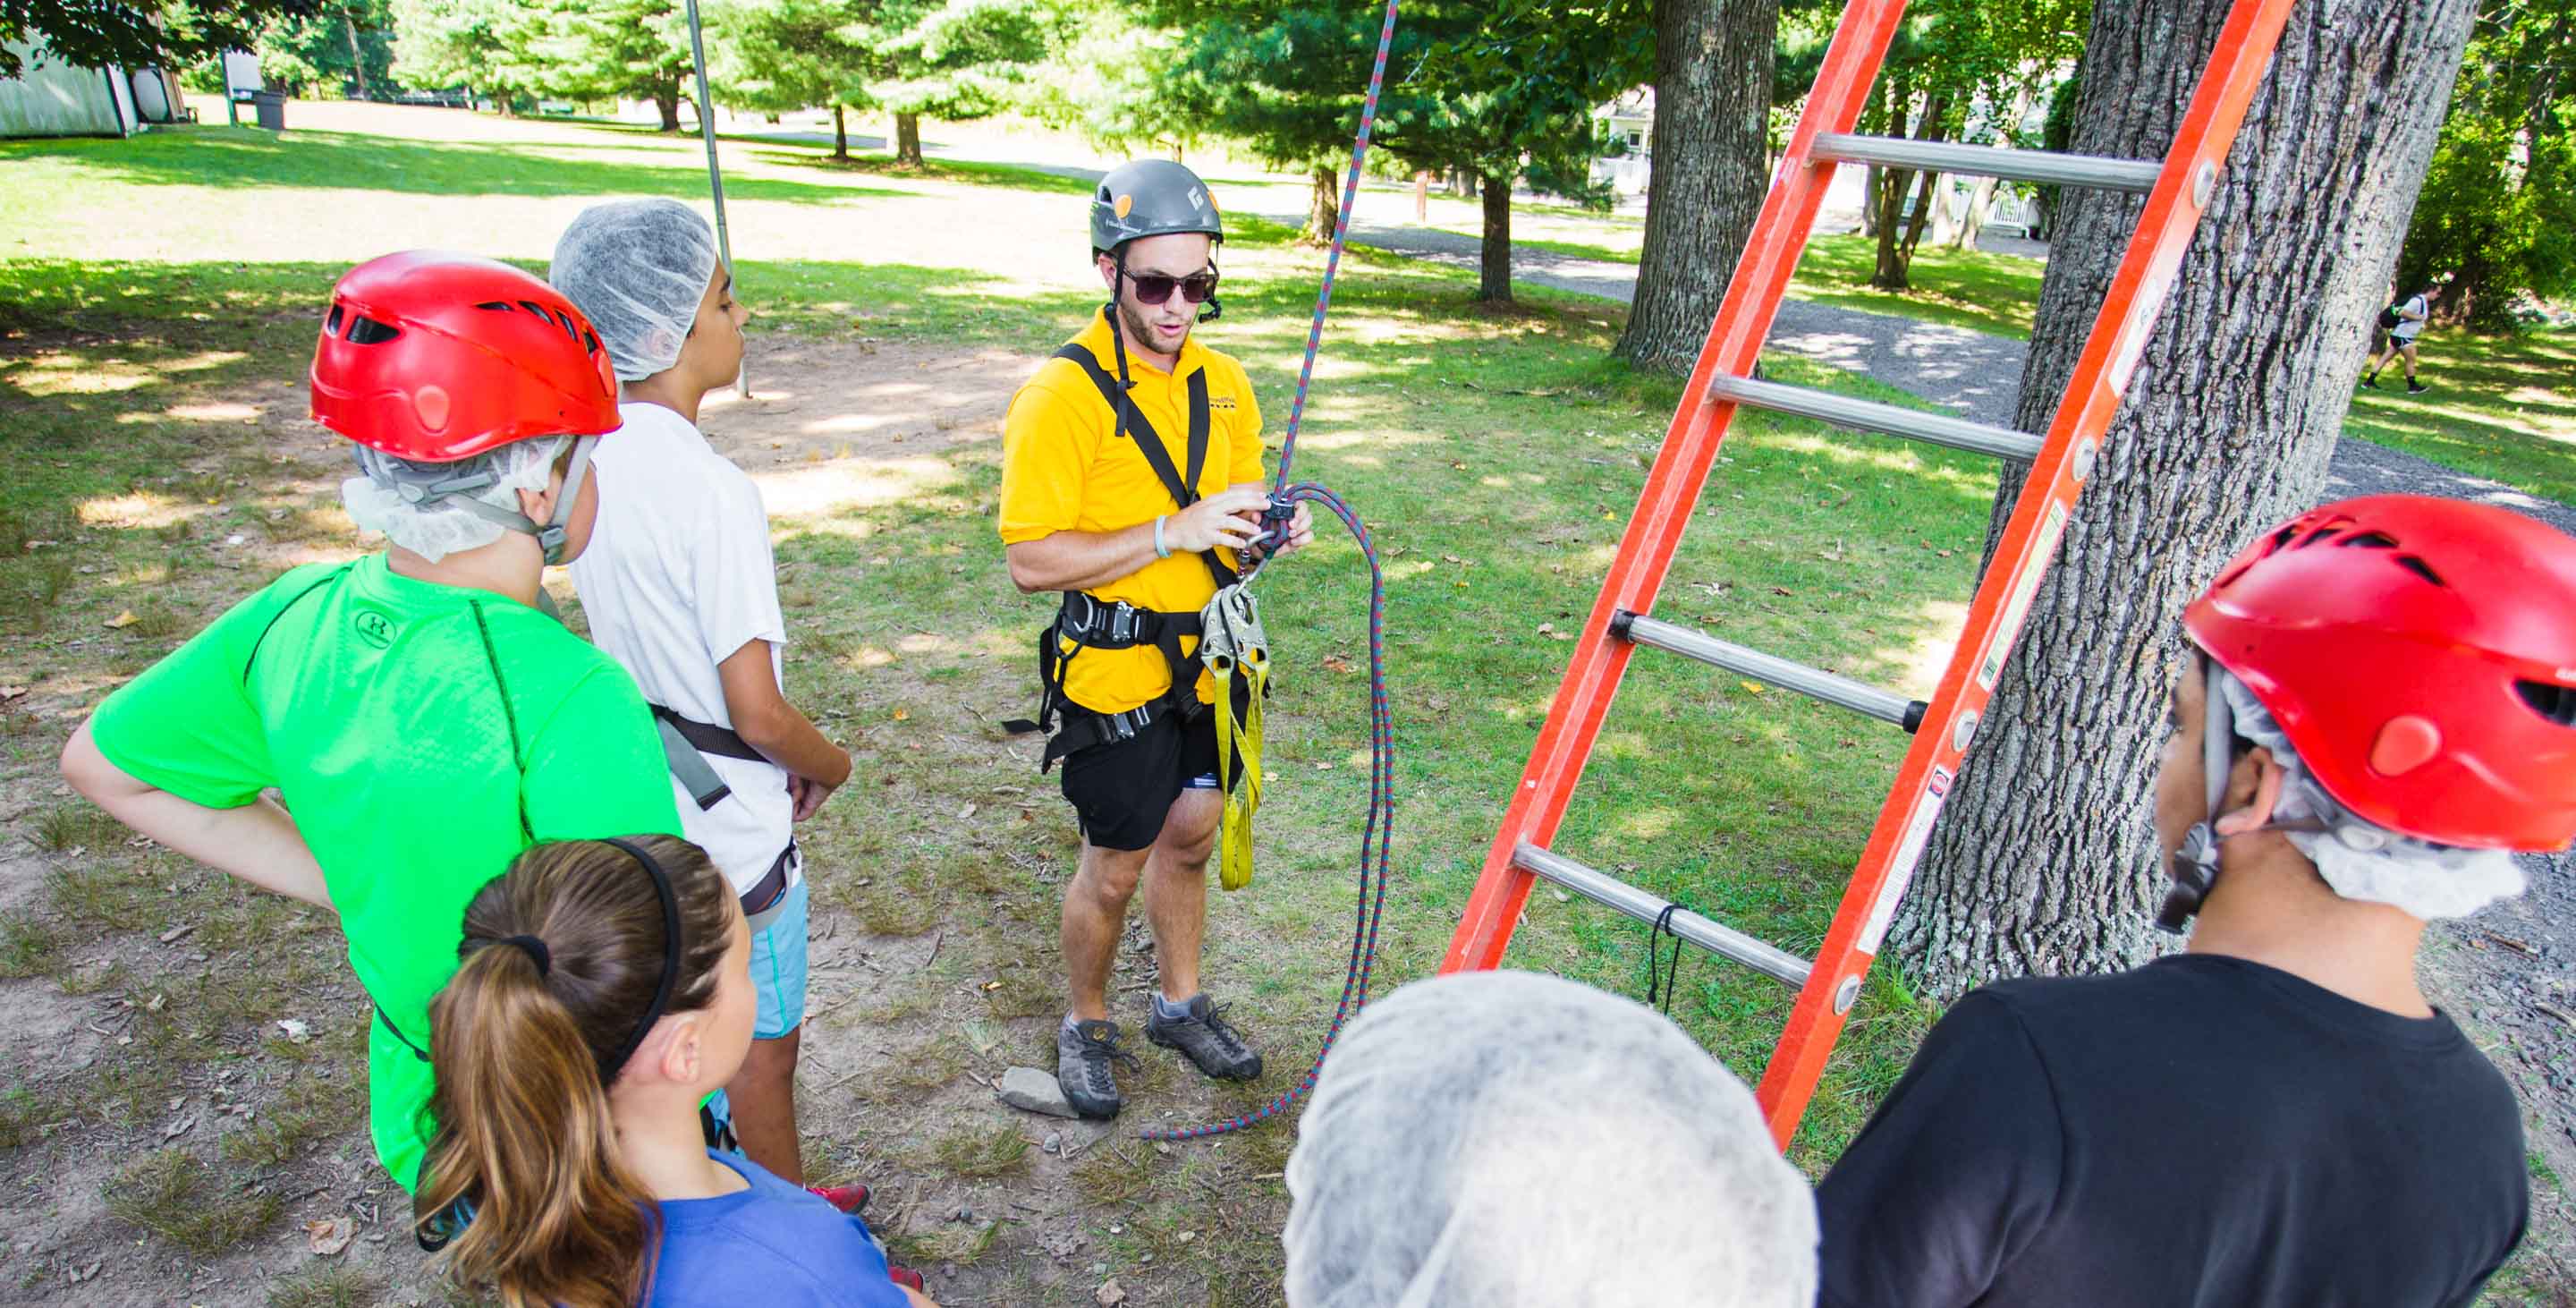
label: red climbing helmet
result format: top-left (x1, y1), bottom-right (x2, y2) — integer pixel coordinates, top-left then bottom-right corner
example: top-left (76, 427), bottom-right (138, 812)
top-left (2183, 494), bottom-right (2576, 851)
top-left (309, 251), bottom-right (620, 463)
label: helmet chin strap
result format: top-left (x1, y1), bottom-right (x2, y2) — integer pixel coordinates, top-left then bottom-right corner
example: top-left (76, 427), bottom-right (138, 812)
top-left (2157, 655), bottom-right (2240, 934)
top-left (421, 434), bottom-right (601, 567)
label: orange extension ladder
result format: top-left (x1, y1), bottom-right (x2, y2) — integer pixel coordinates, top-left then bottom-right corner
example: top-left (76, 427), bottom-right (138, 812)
top-left (1438, 0), bottom-right (2301, 1146)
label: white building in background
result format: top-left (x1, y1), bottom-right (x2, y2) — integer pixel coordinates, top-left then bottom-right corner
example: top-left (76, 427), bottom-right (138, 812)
top-left (0, 39), bottom-right (188, 138)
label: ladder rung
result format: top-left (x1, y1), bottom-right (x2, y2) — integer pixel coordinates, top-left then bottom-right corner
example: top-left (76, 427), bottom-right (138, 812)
top-left (1614, 612), bottom-right (1928, 733)
top-left (1705, 372), bottom-right (2042, 462)
top-left (1515, 843), bottom-right (1813, 988)
top-left (1812, 132), bottom-right (2164, 194)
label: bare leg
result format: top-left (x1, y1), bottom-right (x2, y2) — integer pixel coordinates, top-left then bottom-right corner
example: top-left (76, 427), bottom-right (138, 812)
top-left (1063, 841), bottom-right (1150, 1021)
top-left (724, 1026), bottom-right (803, 1182)
top-left (1144, 788), bottom-right (1223, 1003)
top-left (2400, 341), bottom-right (2420, 383)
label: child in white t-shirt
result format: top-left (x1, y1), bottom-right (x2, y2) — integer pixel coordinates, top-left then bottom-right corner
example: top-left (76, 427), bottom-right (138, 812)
top-left (551, 199), bottom-right (853, 1185)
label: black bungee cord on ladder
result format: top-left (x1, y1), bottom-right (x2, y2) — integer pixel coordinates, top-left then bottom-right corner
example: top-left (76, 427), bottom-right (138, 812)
top-left (1137, 0), bottom-right (1404, 1143)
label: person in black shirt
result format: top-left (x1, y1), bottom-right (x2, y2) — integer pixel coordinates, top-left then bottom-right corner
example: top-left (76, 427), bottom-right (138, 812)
top-left (1818, 495), bottom-right (2576, 1307)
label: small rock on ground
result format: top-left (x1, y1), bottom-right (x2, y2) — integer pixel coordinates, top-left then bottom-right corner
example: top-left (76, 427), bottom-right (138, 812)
top-left (999, 1065), bottom-right (1078, 1118)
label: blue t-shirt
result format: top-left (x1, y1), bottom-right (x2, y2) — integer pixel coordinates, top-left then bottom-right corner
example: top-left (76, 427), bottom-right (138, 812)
top-left (648, 1153), bottom-right (911, 1307)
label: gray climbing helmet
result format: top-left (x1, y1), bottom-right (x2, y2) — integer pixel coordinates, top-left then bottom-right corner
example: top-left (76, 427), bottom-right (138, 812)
top-left (1091, 158), bottom-right (1224, 258)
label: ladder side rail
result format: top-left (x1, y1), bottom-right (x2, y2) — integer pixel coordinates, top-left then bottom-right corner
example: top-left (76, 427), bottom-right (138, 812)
top-left (1749, 0), bottom-right (2304, 1147)
top-left (1440, 0), bottom-right (1918, 975)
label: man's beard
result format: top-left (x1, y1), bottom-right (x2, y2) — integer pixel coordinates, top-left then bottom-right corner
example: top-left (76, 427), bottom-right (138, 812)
top-left (1115, 292), bottom-right (1191, 355)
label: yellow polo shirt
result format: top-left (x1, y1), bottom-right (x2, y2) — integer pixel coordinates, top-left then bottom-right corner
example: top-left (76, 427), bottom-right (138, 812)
top-left (999, 309), bottom-right (1267, 715)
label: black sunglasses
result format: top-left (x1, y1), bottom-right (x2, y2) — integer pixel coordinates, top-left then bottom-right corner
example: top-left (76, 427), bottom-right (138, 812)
top-left (1128, 270), bottom-right (1218, 306)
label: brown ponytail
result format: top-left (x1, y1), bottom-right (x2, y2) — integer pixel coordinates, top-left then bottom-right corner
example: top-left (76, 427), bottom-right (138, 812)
top-left (415, 835), bottom-right (735, 1308)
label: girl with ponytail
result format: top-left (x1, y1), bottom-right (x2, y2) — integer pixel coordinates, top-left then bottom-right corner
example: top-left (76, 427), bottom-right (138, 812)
top-left (417, 835), bottom-right (933, 1307)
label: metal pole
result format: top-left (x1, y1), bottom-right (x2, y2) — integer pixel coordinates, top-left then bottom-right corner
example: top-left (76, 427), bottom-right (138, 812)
top-left (682, 0), bottom-right (749, 398)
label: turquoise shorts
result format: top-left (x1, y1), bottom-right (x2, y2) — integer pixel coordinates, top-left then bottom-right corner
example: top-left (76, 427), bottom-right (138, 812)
top-left (750, 878), bottom-right (809, 1040)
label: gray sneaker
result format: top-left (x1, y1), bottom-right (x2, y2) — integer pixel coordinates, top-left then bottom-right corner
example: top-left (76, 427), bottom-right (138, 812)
top-left (1056, 1019), bottom-right (1137, 1120)
top-left (1146, 994), bottom-right (1264, 1081)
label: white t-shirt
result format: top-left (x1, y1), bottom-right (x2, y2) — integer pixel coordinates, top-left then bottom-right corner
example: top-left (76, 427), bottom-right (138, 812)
top-left (2394, 295), bottom-right (2428, 340)
top-left (571, 401), bottom-right (793, 894)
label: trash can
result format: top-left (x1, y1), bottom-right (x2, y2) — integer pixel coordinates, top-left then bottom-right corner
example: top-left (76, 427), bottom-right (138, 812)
top-left (251, 90), bottom-right (286, 131)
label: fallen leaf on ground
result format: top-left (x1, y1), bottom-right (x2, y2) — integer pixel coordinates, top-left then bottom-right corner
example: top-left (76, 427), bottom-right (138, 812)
top-left (958, 802), bottom-right (977, 820)
top-left (104, 611), bottom-right (139, 629)
top-left (307, 1216), bottom-right (355, 1256)
top-left (1740, 681), bottom-right (1767, 695)
top-left (892, 708), bottom-right (911, 721)
top-left (0, 686), bottom-right (25, 701)
top-left (160, 1114), bottom-right (196, 1141)
top-left (1096, 1280), bottom-right (1128, 1306)
top-left (276, 1018), bottom-right (312, 1043)
top-left (157, 923), bottom-right (194, 944)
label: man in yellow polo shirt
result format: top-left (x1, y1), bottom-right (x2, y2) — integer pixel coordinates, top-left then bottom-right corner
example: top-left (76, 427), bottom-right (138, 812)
top-left (999, 158), bottom-right (1314, 1120)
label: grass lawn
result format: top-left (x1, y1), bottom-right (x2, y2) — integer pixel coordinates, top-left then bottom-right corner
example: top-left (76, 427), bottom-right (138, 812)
top-left (0, 106), bottom-right (2568, 1304)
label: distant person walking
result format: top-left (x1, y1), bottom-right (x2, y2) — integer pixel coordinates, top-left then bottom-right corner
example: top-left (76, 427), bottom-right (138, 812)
top-left (2362, 282), bottom-right (2441, 394)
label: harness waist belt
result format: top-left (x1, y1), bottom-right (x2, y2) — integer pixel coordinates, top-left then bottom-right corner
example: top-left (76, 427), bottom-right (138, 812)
top-left (652, 703), bottom-right (764, 811)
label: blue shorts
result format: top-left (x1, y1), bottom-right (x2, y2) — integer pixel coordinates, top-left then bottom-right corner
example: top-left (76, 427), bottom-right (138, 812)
top-left (750, 878), bottom-right (809, 1040)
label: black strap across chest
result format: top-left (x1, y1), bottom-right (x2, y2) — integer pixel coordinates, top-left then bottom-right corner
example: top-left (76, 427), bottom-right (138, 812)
top-left (1051, 342), bottom-right (1213, 516)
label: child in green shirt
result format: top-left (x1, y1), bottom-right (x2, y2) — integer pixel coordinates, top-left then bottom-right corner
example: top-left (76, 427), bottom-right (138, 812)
top-left (57, 251), bottom-right (682, 1193)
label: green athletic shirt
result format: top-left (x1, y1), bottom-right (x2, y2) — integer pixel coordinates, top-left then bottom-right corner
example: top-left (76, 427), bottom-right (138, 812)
top-left (87, 553), bottom-right (681, 1192)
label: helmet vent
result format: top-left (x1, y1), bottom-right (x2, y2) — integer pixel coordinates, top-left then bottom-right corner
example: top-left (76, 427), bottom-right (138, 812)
top-left (2519, 680), bottom-right (2576, 728)
top-left (2337, 531), bottom-right (2400, 549)
top-left (517, 301), bottom-right (556, 328)
top-left (2392, 554), bottom-right (2447, 587)
top-left (326, 305), bottom-right (345, 336)
top-left (344, 315), bottom-right (402, 344)
top-left (475, 301), bottom-right (512, 312)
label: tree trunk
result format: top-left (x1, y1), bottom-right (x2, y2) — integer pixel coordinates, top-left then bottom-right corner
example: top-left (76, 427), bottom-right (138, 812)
top-left (1613, 0), bottom-right (1782, 371)
top-left (655, 84), bottom-right (682, 132)
top-left (1948, 174), bottom-right (1998, 251)
top-left (895, 112), bottom-right (923, 166)
top-left (832, 103), bottom-right (848, 161)
top-left (1478, 171), bottom-right (1513, 302)
top-left (1302, 166), bottom-right (1340, 244)
top-left (1873, 95), bottom-right (1949, 288)
top-left (1890, 0), bottom-right (2480, 1000)
top-left (343, 9), bottom-right (369, 98)
top-left (1414, 170), bottom-right (1431, 222)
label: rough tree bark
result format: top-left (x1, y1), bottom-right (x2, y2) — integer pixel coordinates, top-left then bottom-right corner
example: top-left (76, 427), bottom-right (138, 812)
top-left (1614, 0), bottom-right (1782, 371)
top-left (832, 103), bottom-right (848, 161)
top-left (1302, 166), bottom-right (1340, 244)
top-left (1478, 172), bottom-right (1513, 302)
top-left (1890, 0), bottom-right (2479, 999)
top-left (895, 112), bottom-right (923, 166)
top-left (654, 84), bottom-right (682, 132)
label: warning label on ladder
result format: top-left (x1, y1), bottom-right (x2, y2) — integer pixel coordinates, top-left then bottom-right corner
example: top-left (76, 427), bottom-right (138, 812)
top-left (1858, 767), bottom-right (1953, 955)
top-left (1976, 501), bottom-right (2070, 692)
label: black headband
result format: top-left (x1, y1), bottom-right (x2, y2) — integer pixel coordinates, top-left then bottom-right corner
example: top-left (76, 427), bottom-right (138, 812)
top-left (502, 933), bottom-right (551, 975)
top-left (597, 837), bottom-right (685, 1083)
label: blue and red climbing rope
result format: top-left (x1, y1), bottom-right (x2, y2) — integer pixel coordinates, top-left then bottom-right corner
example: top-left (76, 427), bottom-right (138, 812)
top-left (1138, 0), bottom-right (1404, 1143)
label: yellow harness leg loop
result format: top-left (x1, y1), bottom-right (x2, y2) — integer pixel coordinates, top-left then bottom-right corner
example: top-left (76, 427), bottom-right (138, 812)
top-left (1199, 585), bottom-right (1268, 891)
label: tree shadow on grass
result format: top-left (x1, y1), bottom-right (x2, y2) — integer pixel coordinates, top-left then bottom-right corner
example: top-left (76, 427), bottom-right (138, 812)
top-left (1, 125), bottom-right (899, 205)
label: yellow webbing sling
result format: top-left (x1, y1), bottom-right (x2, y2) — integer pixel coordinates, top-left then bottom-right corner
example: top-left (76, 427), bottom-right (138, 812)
top-left (1198, 583), bottom-right (1269, 891)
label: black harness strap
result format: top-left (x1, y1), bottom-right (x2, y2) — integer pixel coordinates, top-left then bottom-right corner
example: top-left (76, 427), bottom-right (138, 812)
top-left (1049, 343), bottom-right (1237, 590)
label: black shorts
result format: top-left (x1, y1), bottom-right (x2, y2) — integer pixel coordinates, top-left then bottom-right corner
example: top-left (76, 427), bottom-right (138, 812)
top-left (1059, 708), bottom-right (1239, 852)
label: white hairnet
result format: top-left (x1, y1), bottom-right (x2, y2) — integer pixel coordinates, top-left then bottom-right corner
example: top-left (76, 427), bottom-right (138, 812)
top-left (341, 437), bottom-right (565, 563)
top-left (2216, 669), bottom-right (2526, 920)
top-left (549, 198), bottom-right (722, 381)
top-left (1283, 971), bottom-right (1818, 1308)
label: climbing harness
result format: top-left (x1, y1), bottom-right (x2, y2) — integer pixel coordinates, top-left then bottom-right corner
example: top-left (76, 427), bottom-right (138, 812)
top-left (1137, 0), bottom-right (1403, 1142)
top-left (1003, 342), bottom-right (1240, 769)
top-left (1199, 584), bottom-right (1270, 891)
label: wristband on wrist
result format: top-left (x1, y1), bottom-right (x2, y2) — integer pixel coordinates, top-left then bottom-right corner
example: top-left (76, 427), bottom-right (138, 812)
top-left (1154, 514), bottom-right (1173, 559)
